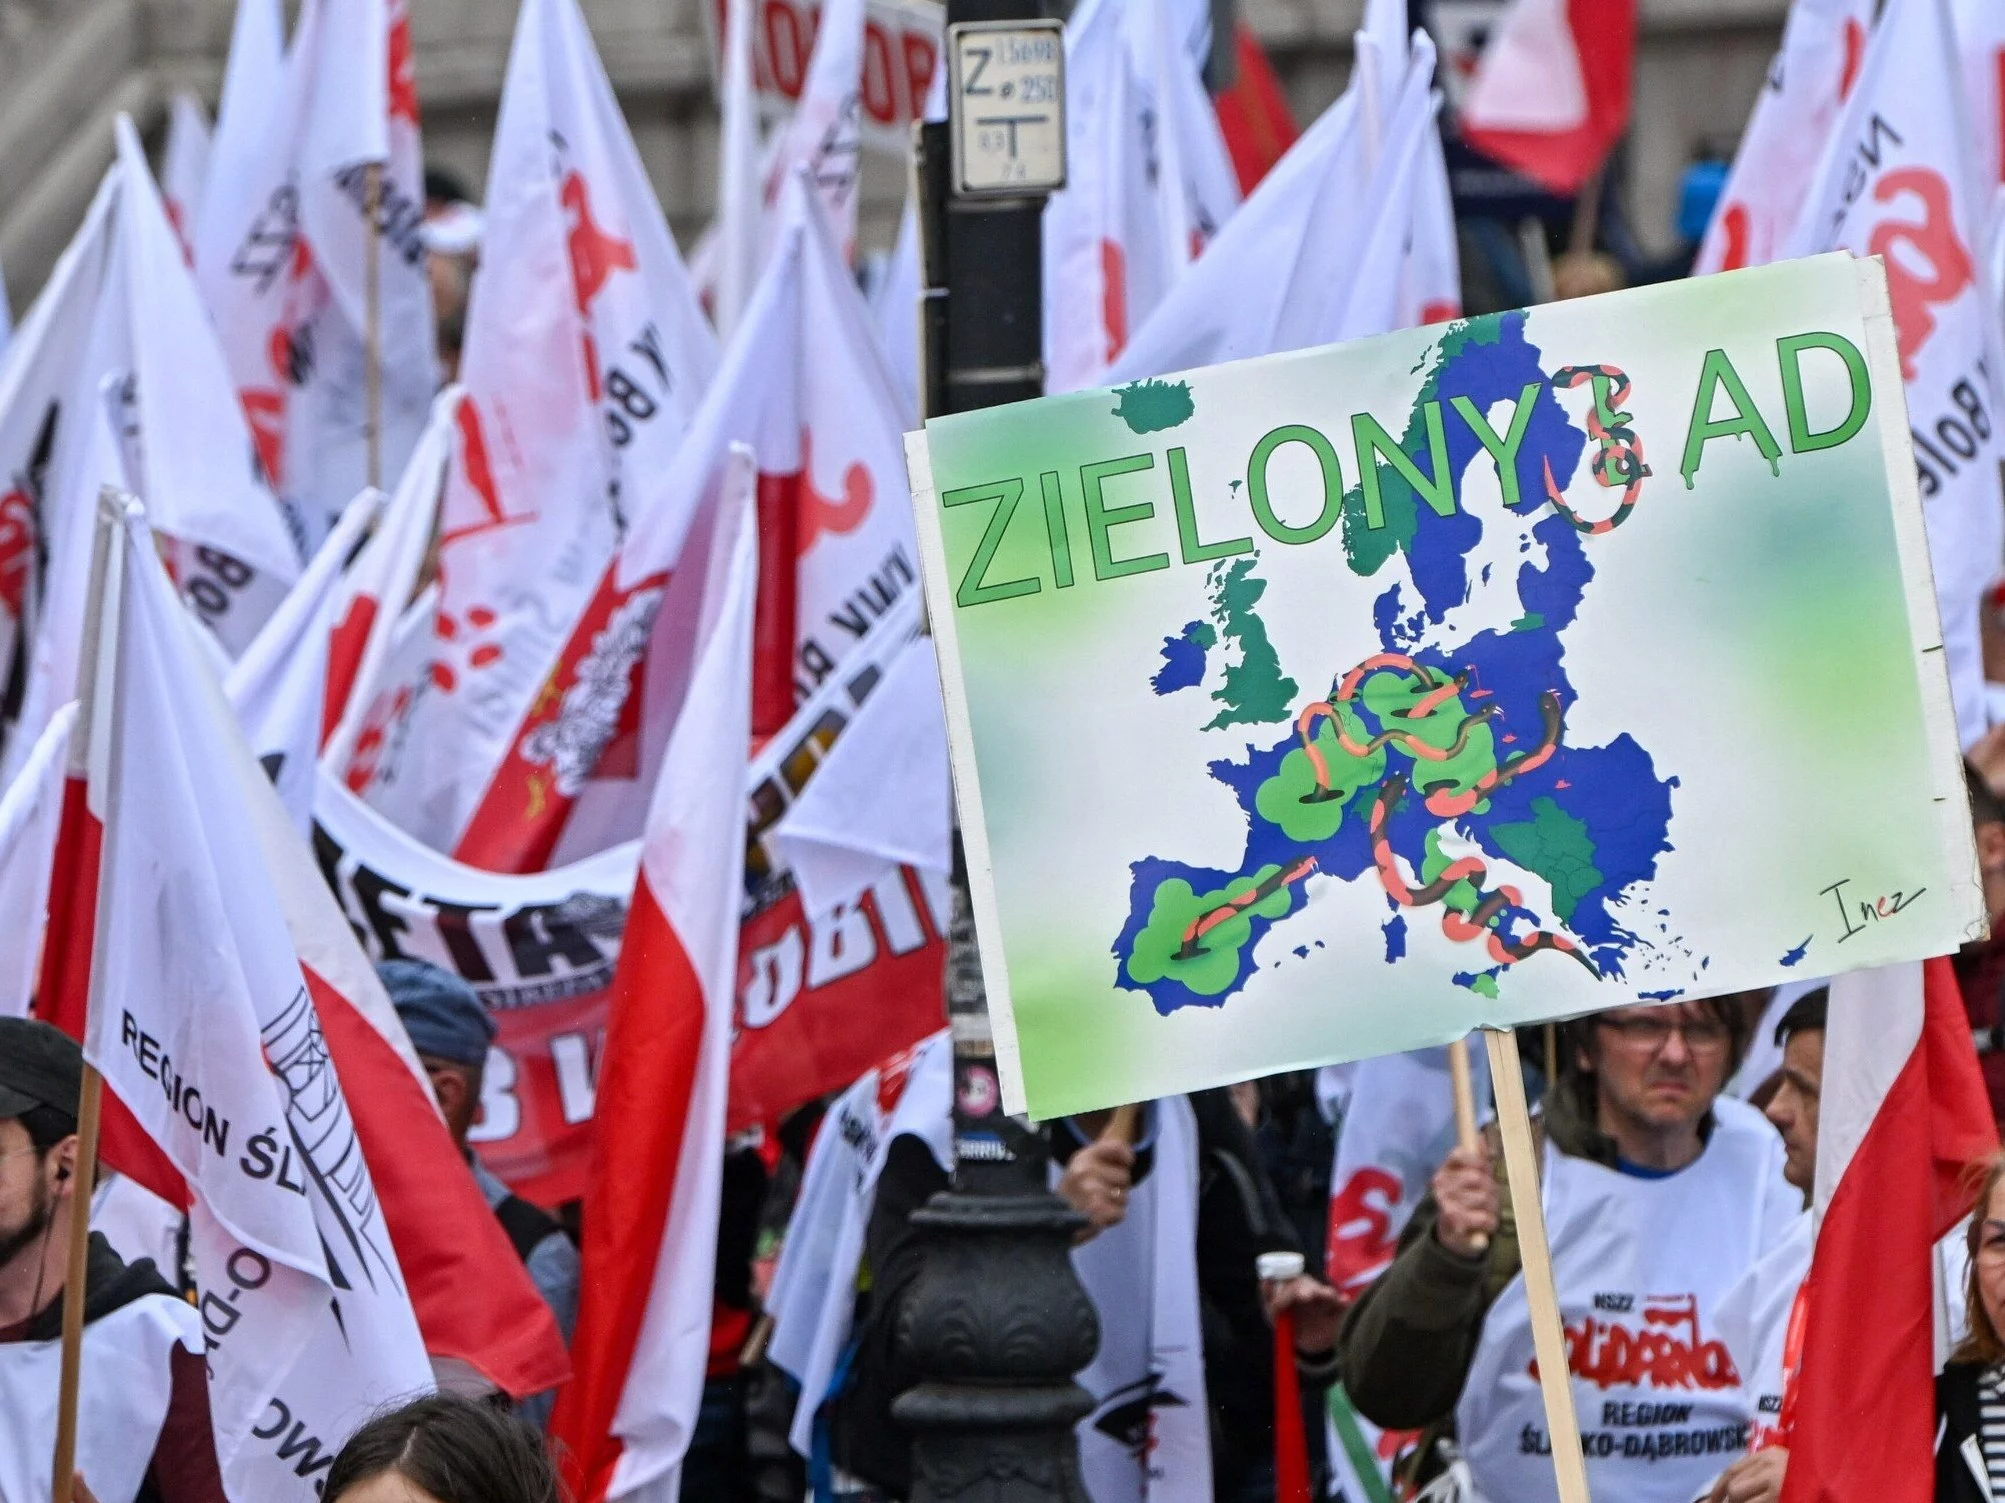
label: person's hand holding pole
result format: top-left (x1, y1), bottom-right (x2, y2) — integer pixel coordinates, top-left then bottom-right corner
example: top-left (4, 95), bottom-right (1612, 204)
top-left (1432, 1145), bottom-right (1501, 1259)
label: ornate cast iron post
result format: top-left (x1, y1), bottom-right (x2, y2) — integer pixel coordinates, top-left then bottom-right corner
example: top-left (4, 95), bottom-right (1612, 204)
top-left (893, 10), bottom-right (1099, 1498)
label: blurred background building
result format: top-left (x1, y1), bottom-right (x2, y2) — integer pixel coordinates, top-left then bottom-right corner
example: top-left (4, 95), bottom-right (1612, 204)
top-left (0, 0), bottom-right (1783, 305)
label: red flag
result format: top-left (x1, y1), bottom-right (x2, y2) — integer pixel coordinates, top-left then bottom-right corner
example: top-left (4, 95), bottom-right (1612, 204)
top-left (552, 455), bottom-right (758, 1501)
top-left (1459, 0), bottom-right (1637, 195)
top-left (1779, 958), bottom-right (1997, 1503)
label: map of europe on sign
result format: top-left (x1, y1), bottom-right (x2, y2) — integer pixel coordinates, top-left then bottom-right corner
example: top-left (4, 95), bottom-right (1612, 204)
top-left (909, 255), bottom-right (1985, 1120)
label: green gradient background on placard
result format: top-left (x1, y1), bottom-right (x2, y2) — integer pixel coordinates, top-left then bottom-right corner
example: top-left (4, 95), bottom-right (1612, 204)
top-left (921, 254), bottom-right (1978, 1119)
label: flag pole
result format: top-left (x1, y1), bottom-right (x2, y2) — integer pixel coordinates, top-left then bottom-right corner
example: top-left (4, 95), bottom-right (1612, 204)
top-left (364, 162), bottom-right (384, 491)
top-left (49, 1068), bottom-right (103, 1503)
top-left (49, 491), bottom-right (128, 1503)
top-left (1484, 1025), bottom-right (1591, 1503)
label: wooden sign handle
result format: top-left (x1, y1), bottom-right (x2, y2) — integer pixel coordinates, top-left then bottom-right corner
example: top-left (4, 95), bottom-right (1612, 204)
top-left (1102, 1103), bottom-right (1140, 1145)
top-left (1484, 1026), bottom-right (1592, 1503)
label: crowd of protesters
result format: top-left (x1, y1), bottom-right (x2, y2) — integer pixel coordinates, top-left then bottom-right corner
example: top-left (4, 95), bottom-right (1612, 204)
top-left (6, 739), bottom-right (2005, 1503)
top-left (9, 25), bottom-right (2005, 1499)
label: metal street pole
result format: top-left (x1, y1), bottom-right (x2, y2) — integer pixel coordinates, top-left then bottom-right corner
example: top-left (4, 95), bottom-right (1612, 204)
top-left (892, 8), bottom-right (1100, 1500)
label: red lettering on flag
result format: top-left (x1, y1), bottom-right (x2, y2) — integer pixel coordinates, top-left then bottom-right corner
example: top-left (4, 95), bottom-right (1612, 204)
top-left (1716, 202), bottom-right (1751, 274)
top-left (1326, 1165), bottom-right (1403, 1293)
top-left (1867, 166), bottom-right (1975, 380)
top-left (440, 398), bottom-right (539, 549)
top-left (1840, 18), bottom-right (1866, 101)
top-left (388, 6), bottom-right (420, 126)
top-left (560, 171), bottom-right (639, 401)
top-left (1101, 239), bottom-right (1128, 364)
top-left (0, 489), bottom-right (36, 619)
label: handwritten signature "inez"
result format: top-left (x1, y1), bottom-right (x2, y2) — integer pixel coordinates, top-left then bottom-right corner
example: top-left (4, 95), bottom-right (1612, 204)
top-left (1822, 877), bottom-right (1926, 943)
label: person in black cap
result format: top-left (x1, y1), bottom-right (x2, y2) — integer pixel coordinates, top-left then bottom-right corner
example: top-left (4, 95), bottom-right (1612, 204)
top-left (378, 961), bottom-right (578, 1421)
top-left (0, 1017), bottom-right (224, 1503)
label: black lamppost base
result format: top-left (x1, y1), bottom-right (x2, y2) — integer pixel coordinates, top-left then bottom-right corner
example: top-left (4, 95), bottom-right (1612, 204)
top-left (894, 1193), bottom-right (1099, 1503)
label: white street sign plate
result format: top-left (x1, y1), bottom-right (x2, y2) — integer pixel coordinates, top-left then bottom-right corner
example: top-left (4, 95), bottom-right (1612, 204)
top-left (948, 19), bottom-right (1066, 196)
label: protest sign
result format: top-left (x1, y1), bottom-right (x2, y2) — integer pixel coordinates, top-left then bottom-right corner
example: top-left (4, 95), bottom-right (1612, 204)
top-left (312, 598), bottom-right (941, 1203)
top-left (911, 252), bottom-right (1984, 1120)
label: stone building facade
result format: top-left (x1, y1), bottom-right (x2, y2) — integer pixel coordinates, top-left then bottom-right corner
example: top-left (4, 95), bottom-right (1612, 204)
top-left (0, 0), bottom-right (1787, 309)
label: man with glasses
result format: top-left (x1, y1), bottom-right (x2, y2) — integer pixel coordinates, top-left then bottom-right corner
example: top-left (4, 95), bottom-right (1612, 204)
top-left (1338, 997), bottom-right (1799, 1503)
top-left (0, 1017), bottom-right (224, 1502)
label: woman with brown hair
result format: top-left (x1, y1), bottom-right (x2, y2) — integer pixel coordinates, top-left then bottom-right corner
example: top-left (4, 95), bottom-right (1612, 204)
top-left (323, 1394), bottom-right (561, 1503)
top-left (1940, 1156), bottom-right (2005, 1500)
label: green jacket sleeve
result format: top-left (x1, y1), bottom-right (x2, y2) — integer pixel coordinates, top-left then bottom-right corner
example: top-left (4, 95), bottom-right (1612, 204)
top-left (1335, 1188), bottom-right (1500, 1432)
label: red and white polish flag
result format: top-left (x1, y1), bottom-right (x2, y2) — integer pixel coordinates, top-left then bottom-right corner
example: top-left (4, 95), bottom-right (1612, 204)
top-left (43, 495), bottom-right (435, 1495)
top-left (1788, 0), bottom-right (2005, 748)
top-left (1779, 958), bottom-right (1996, 1503)
top-left (357, 0), bottom-right (717, 866)
top-left (551, 448), bottom-right (758, 1503)
top-left (1458, 0), bottom-right (1638, 196)
top-left (1695, 0), bottom-right (1872, 277)
top-left (320, 386), bottom-right (456, 771)
top-left (227, 488), bottom-right (383, 831)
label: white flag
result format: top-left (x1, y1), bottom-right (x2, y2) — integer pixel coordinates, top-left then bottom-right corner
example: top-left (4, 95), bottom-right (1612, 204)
top-left (1954, 0), bottom-right (2005, 195)
top-left (1695, 0), bottom-right (1873, 276)
top-left (1044, 0), bottom-right (1241, 393)
top-left (369, 176), bottom-right (911, 874)
top-left (1355, 1), bottom-right (1462, 327)
top-left (7, 120), bottom-right (302, 775)
top-left (767, 1032), bottom-right (951, 1456)
top-left (161, 91), bottom-right (215, 263)
top-left (0, 180), bottom-right (117, 742)
top-left (1789, 0), bottom-right (2005, 745)
top-left (1333, 62), bottom-right (1445, 342)
top-left (195, 0), bottom-right (438, 543)
top-left (771, 632), bottom-right (949, 921)
top-left (357, 0), bottom-right (717, 864)
top-left (1108, 30), bottom-right (1443, 380)
top-left (75, 496), bottom-right (431, 1494)
top-left (761, 0), bottom-right (867, 259)
top-left (714, 0), bottom-right (761, 338)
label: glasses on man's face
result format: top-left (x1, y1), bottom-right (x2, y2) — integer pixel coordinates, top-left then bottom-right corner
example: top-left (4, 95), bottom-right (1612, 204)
top-left (1595, 1014), bottom-right (1731, 1053)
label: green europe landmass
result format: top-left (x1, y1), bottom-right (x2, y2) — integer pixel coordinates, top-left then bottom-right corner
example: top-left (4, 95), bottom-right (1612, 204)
top-left (1205, 557), bottom-right (1297, 729)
